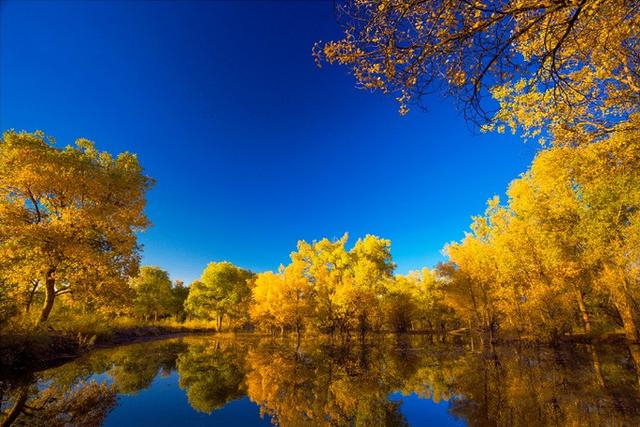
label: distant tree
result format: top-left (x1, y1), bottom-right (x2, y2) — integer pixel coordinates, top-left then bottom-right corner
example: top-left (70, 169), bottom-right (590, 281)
top-left (170, 280), bottom-right (189, 321)
top-left (381, 279), bottom-right (416, 333)
top-left (183, 280), bottom-right (206, 321)
top-left (289, 234), bottom-right (351, 334)
top-left (385, 269), bottom-right (452, 333)
top-left (440, 218), bottom-right (502, 341)
top-left (250, 234), bottom-right (394, 338)
top-left (337, 235), bottom-right (395, 337)
top-left (0, 130), bottom-right (153, 324)
top-left (130, 267), bottom-right (174, 321)
top-left (250, 265), bottom-right (315, 338)
top-left (184, 262), bottom-right (253, 330)
top-left (249, 272), bottom-right (280, 332)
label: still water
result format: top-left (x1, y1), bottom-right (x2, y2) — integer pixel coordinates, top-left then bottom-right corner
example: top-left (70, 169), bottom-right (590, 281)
top-left (1, 335), bottom-right (639, 426)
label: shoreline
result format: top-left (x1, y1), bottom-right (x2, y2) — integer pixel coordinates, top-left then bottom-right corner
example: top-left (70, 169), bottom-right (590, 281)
top-left (1, 328), bottom-right (633, 378)
top-left (0, 326), bottom-right (216, 377)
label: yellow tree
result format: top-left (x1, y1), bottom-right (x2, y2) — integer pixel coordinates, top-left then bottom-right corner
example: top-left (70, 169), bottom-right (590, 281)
top-left (337, 234), bottom-right (395, 337)
top-left (399, 268), bottom-right (453, 333)
top-left (289, 234), bottom-right (351, 334)
top-left (277, 262), bottom-right (316, 338)
top-left (249, 272), bottom-right (280, 332)
top-left (505, 150), bottom-right (598, 336)
top-left (316, 1), bottom-right (639, 145)
top-left (498, 123), bottom-right (640, 341)
top-left (440, 198), bottom-right (506, 340)
top-left (489, 212), bottom-right (577, 340)
top-left (0, 130), bottom-right (153, 324)
top-left (382, 274), bottom-right (418, 332)
top-left (442, 121), bottom-right (640, 342)
top-left (130, 266), bottom-right (174, 321)
top-left (250, 264), bottom-right (315, 337)
top-left (250, 234), bottom-right (395, 338)
top-left (567, 124), bottom-right (640, 342)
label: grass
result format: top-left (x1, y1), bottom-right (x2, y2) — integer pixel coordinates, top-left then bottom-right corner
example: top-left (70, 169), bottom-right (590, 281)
top-left (0, 312), bottom-right (218, 373)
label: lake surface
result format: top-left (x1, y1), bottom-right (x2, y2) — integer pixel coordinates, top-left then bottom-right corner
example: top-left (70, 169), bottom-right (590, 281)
top-left (1, 335), bottom-right (639, 426)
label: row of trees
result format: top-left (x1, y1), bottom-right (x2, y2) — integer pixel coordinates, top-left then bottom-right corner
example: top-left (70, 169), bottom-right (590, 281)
top-left (249, 234), bottom-right (453, 337)
top-left (240, 122), bottom-right (638, 344)
top-left (439, 121), bottom-right (640, 343)
top-left (0, 131), bottom-right (252, 330)
top-left (1, 130), bottom-right (636, 343)
top-left (313, 1), bottom-right (640, 344)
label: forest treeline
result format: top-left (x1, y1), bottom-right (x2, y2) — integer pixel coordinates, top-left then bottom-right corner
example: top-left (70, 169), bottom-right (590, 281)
top-left (1, 125), bottom-right (637, 344)
top-left (1, 1), bottom-right (639, 345)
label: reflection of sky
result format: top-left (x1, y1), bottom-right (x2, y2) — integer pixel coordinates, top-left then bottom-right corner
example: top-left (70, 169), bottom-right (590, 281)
top-left (96, 368), bottom-right (466, 426)
top-left (390, 392), bottom-right (467, 427)
top-left (103, 371), bottom-right (271, 427)
top-left (92, 372), bottom-right (114, 386)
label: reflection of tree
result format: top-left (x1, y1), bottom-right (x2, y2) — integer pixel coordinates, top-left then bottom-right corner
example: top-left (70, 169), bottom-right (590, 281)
top-left (244, 338), bottom-right (640, 427)
top-left (2, 337), bottom-right (639, 427)
top-left (245, 339), bottom-right (409, 426)
top-left (176, 340), bottom-right (247, 414)
top-left (1, 339), bottom-right (189, 426)
top-left (108, 340), bottom-right (186, 394)
top-left (446, 345), bottom-right (640, 426)
top-left (0, 380), bottom-right (115, 427)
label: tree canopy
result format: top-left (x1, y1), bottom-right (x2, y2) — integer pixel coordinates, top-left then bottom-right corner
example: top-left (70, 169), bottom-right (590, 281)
top-left (0, 130), bottom-right (153, 323)
top-left (130, 266), bottom-right (175, 321)
top-left (316, 0), bottom-right (640, 145)
top-left (440, 123), bottom-right (640, 342)
top-left (184, 262), bottom-right (254, 330)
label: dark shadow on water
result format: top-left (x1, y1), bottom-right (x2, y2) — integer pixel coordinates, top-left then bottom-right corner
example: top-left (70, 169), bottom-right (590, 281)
top-left (1, 335), bottom-right (639, 426)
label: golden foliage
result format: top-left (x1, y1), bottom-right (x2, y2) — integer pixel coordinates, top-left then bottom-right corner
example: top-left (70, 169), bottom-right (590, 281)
top-left (0, 130), bottom-right (153, 324)
top-left (317, 1), bottom-right (639, 145)
top-left (441, 122), bottom-right (640, 341)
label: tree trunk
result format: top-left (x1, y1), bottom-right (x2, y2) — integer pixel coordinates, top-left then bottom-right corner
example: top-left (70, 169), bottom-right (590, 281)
top-left (628, 344), bottom-right (640, 387)
top-left (25, 280), bottom-right (39, 314)
top-left (38, 268), bottom-right (56, 324)
top-left (614, 293), bottom-right (640, 343)
top-left (359, 315), bottom-right (367, 342)
top-left (588, 345), bottom-right (605, 387)
top-left (575, 287), bottom-right (592, 334)
top-left (0, 385), bottom-right (29, 427)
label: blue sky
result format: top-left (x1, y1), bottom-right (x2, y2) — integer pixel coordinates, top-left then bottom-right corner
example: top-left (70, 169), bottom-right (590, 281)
top-left (0, 1), bottom-right (538, 284)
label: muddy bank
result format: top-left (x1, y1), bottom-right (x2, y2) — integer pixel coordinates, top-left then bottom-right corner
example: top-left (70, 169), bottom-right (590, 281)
top-left (0, 326), bottom-right (215, 376)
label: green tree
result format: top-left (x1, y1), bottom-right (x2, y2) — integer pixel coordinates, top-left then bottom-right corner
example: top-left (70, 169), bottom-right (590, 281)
top-left (176, 341), bottom-right (246, 414)
top-left (184, 262), bottom-right (253, 330)
top-left (170, 280), bottom-right (189, 321)
top-left (130, 266), bottom-right (174, 321)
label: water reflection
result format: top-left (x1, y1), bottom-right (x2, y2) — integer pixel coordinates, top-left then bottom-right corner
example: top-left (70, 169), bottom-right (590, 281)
top-left (1, 336), bottom-right (639, 426)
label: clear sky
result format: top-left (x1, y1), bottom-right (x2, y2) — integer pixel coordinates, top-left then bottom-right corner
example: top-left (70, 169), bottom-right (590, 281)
top-left (0, 1), bottom-right (538, 284)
